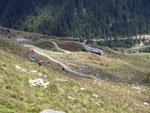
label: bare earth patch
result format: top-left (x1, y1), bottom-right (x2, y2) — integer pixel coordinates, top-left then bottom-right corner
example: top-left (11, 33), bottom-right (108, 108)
top-left (55, 40), bottom-right (83, 51)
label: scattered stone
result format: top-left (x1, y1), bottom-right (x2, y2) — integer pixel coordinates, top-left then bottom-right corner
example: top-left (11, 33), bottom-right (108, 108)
top-left (94, 102), bottom-right (100, 106)
top-left (75, 89), bottom-right (78, 92)
top-left (40, 109), bottom-right (65, 113)
top-left (115, 74), bottom-right (121, 80)
top-left (30, 70), bottom-right (38, 73)
top-left (56, 78), bottom-right (61, 81)
top-left (56, 78), bottom-right (67, 82)
top-left (132, 86), bottom-right (146, 92)
top-left (16, 38), bottom-right (28, 42)
top-left (80, 88), bottom-right (86, 91)
top-left (60, 55), bottom-right (65, 58)
top-left (43, 75), bottom-right (48, 78)
top-left (16, 65), bottom-right (27, 73)
top-left (92, 94), bottom-right (99, 98)
top-left (95, 80), bottom-right (97, 82)
top-left (83, 64), bottom-right (89, 66)
top-left (38, 73), bottom-right (47, 78)
top-left (29, 78), bottom-right (49, 88)
top-left (101, 108), bottom-right (104, 111)
top-left (68, 96), bottom-right (75, 100)
top-left (96, 73), bottom-right (99, 77)
top-left (38, 73), bottom-right (43, 76)
top-left (144, 102), bottom-right (149, 105)
top-left (30, 70), bottom-right (47, 78)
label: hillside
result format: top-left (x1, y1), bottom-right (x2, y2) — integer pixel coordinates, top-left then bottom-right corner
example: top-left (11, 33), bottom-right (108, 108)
top-left (1, 0), bottom-right (150, 38)
top-left (0, 27), bottom-right (150, 112)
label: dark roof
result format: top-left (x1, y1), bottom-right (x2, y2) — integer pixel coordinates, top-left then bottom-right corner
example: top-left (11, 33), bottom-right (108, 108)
top-left (84, 46), bottom-right (104, 54)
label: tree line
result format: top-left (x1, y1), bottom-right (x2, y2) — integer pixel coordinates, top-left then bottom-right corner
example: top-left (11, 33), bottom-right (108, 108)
top-left (0, 0), bottom-right (150, 39)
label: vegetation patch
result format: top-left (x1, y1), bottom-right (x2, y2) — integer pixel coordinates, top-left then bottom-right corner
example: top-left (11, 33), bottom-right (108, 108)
top-left (55, 41), bottom-right (84, 51)
top-left (32, 41), bottom-right (60, 52)
top-left (130, 53), bottom-right (150, 61)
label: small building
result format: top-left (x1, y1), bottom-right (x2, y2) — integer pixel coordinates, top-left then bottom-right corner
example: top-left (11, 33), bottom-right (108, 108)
top-left (83, 46), bottom-right (105, 55)
top-left (90, 48), bottom-right (104, 55)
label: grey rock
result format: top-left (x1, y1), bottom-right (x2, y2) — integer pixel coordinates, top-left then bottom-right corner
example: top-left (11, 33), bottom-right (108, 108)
top-left (96, 73), bottom-right (99, 77)
top-left (115, 74), bottom-right (121, 80)
top-left (40, 109), bottom-right (65, 113)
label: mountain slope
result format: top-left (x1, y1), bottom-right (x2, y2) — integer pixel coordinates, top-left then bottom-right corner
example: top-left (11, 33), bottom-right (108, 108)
top-left (0, 42), bottom-right (150, 113)
top-left (1, 0), bottom-right (150, 38)
top-left (0, 27), bottom-right (149, 112)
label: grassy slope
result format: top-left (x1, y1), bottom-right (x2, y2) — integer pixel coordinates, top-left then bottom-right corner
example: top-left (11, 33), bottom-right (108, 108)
top-left (130, 53), bottom-right (150, 61)
top-left (0, 38), bottom-right (149, 113)
top-left (32, 41), bottom-right (60, 52)
top-left (0, 49), bottom-right (150, 113)
top-left (45, 48), bottom-right (150, 85)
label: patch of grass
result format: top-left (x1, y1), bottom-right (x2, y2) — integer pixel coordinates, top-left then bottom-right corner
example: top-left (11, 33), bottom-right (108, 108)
top-left (0, 38), bottom-right (23, 54)
top-left (32, 41), bottom-right (60, 52)
top-left (130, 53), bottom-right (150, 61)
top-left (0, 104), bottom-right (15, 113)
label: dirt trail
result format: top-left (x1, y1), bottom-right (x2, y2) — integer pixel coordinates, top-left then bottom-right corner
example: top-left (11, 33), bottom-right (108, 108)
top-left (23, 44), bottom-right (103, 81)
top-left (49, 40), bottom-right (71, 53)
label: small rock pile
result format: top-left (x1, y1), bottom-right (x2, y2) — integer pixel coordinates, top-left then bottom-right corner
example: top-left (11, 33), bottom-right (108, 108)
top-left (40, 109), bottom-right (65, 113)
top-left (16, 65), bottom-right (27, 73)
top-left (30, 70), bottom-right (47, 78)
top-left (29, 78), bottom-right (49, 88)
top-left (132, 86), bottom-right (146, 93)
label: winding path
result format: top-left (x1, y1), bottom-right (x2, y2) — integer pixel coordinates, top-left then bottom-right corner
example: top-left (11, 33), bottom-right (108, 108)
top-left (23, 44), bottom-right (103, 81)
top-left (49, 40), bottom-right (71, 53)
